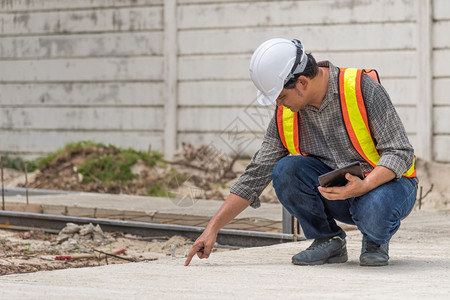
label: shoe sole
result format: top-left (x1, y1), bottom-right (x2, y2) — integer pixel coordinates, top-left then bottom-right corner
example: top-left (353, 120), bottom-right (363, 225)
top-left (360, 260), bottom-right (389, 267)
top-left (292, 252), bottom-right (348, 266)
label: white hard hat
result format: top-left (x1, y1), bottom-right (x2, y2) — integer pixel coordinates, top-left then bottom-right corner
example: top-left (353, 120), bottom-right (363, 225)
top-left (249, 38), bottom-right (307, 105)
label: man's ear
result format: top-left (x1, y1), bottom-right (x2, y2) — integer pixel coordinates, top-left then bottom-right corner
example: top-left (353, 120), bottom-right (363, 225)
top-left (297, 76), bottom-right (308, 89)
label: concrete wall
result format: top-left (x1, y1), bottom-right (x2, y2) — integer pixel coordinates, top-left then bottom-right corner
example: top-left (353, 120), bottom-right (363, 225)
top-left (0, 0), bottom-right (449, 163)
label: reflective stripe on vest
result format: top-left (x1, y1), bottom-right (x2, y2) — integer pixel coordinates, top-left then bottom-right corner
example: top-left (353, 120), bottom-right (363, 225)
top-left (276, 106), bottom-right (301, 155)
top-left (275, 68), bottom-right (416, 178)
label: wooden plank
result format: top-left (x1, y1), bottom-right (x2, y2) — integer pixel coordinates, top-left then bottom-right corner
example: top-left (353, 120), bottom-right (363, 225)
top-left (179, 51), bottom-right (416, 81)
top-left (0, 31), bottom-right (163, 59)
top-left (0, 0), bottom-right (163, 12)
top-left (178, 0), bottom-right (417, 29)
top-left (0, 6), bottom-right (163, 36)
top-left (434, 136), bottom-right (450, 162)
top-left (433, 79), bottom-right (450, 105)
top-left (0, 57), bottom-right (163, 81)
top-left (0, 107), bottom-right (164, 130)
top-left (433, 0), bottom-right (450, 21)
top-left (434, 107), bottom-right (450, 134)
top-left (434, 50), bottom-right (450, 77)
top-left (0, 130), bottom-right (164, 154)
top-left (0, 82), bottom-right (164, 106)
top-left (179, 23), bottom-right (416, 55)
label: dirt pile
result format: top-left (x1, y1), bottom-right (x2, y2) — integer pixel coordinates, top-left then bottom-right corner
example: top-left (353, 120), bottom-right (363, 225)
top-left (11, 142), bottom-right (243, 201)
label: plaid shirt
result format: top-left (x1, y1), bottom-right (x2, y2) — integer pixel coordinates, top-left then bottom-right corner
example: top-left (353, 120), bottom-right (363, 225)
top-left (230, 61), bottom-right (415, 208)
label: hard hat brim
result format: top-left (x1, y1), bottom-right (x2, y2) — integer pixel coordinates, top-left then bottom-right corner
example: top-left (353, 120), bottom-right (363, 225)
top-left (256, 90), bottom-right (279, 106)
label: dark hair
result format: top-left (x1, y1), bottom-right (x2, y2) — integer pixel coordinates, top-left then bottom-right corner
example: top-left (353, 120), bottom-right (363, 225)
top-left (284, 53), bottom-right (319, 89)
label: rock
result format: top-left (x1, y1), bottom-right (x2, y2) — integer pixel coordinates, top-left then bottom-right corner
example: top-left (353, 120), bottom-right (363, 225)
top-left (56, 234), bottom-right (70, 244)
top-left (60, 223), bottom-right (80, 234)
top-left (79, 223), bottom-right (95, 236)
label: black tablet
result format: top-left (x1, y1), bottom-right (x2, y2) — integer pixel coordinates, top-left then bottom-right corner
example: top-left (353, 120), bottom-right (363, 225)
top-left (318, 161), bottom-right (365, 187)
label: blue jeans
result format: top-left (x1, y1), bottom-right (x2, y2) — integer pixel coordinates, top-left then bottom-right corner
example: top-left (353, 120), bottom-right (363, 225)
top-left (272, 156), bottom-right (418, 245)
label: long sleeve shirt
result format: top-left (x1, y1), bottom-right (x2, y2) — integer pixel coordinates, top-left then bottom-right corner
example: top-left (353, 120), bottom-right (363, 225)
top-left (230, 61), bottom-right (415, 208)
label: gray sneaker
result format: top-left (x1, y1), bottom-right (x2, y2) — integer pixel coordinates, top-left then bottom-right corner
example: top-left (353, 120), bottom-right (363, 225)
top-left (360, 236), bottom-right (389, 266)
top-left (292, 236), bottom-right (348, 265)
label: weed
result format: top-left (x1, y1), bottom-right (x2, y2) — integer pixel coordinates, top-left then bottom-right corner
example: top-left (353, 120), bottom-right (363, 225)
top-left (148, 183), bottom-right (174, 198)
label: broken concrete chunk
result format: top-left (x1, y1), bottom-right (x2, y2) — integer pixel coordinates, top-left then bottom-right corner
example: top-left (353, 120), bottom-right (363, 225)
top-left (60, 223), bottom-right (81, 234)
top-left (56, 234), bottom-right (70, 244)
top-left (79, 223), bottom-right (95, 236)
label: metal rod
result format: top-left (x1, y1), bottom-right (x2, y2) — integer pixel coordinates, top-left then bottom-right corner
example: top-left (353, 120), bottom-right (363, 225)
top-left (293, 217), bottom-right (298, 242)
top-left (25, 162), bottom-right (29, 205)
top-left (1, 156), bottom-right (4, 211)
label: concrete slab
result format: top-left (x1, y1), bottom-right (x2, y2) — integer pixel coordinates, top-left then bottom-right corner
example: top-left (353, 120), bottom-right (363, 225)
top-left (0, 210), bottom-right (448, 299)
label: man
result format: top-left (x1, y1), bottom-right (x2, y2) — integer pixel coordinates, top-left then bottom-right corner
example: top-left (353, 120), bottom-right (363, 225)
top-left (185, 38), bottom-right (417, 267)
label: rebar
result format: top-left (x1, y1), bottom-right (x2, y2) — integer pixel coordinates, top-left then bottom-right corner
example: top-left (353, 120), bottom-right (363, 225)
top-left (1, 156), bottom-right (4, 210)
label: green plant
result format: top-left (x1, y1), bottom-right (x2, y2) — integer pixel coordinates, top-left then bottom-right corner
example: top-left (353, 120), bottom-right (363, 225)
top-left (0, 155), bottom-right (38, 172)
top-left (148, 183), bottom-right (174, 198)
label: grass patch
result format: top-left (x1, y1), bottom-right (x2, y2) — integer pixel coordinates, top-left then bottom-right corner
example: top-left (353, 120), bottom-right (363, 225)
top-left (0, 155), bottom-right (38, 172)
top-left (148, 183), bottom-right (174, 198)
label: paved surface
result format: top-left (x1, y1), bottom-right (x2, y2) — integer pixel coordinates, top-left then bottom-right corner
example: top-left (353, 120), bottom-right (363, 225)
top-left (0, 210), bottom-right (449, 299)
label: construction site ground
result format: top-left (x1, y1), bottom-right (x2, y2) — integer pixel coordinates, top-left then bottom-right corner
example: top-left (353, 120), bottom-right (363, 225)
top-left (0, 209), bottom-right (448, 299)
top-left (0, 148), bottom-right (449, 298)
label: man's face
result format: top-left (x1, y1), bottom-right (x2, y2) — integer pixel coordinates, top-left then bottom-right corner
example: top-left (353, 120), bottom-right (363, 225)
top-left (276, 82), bottom-right (307, 112)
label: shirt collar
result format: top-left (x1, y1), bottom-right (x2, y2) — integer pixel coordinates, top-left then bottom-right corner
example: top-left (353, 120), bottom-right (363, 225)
top-left (305, 60), bottom-right (338, 112)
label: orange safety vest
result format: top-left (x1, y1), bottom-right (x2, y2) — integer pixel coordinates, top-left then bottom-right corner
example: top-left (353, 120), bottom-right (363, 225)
top-left (276, 67), bottom-right (416, 178)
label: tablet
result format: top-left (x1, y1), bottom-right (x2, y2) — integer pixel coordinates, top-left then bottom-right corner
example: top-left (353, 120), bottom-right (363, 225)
top-left (318, 161), bottom-right (365, 187)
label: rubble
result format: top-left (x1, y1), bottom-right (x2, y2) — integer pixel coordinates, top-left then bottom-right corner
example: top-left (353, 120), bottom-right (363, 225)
top-left (56, 223), bottom-right (114, 252)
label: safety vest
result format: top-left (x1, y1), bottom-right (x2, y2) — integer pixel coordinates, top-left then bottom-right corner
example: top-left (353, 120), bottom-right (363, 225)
top-left (276, 67), bottom-right (416, 178)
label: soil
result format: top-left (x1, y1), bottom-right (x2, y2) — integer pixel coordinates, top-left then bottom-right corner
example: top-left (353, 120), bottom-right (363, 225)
top-left (0, 226), bottom-right (230, 276)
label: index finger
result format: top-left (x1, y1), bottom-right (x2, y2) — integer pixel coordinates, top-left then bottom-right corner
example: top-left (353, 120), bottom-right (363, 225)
top-left (184, 245), bottom-right (202, 266)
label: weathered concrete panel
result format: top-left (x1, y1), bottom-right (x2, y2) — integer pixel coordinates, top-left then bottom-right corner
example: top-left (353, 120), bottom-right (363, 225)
top-left (433, 107), bottom-right (450, 134)
top-left (178, 0), bottom-right (417, 29)
top-left (178, 78), bottom-right (417, 107)
top-left (0, 82), bottom-right (164, 106)
top-left (0, 6), bottom-right (163, 35)
top-left (0, 57), bottom-right (163, 81)
top-left (0, 32), bottom-right (163, 59)
top-left (0, 107), bottom-right (164, 130)
top-left (178, 81), bottom-right (256, 106)
top-left (433, 0), bottom-right (450, 20)
top-left (434, 136), bottom-right (450, 162)
top-left (0, 130), bottom-right (163, 154)
top-left (178, 107), bottom-right (267, 132)
top-left (433, 21), bottom-right (450, 49)
top-left (0, 0), bottom-right (163, 12)
top-left (433, 50), bottom-right (450, 77)
top-left (179, 51), bottom-right (416, 81)
top-left (179, 23), bottom-right (416, 55)
top-left (434, 79), bottom-right (450, 105)
top-left (178, 132), bottom-right (265, 158)
top-left (381, 79), bottom-right (417, 106)
top-left (395, 106), bottom-right (416, 134)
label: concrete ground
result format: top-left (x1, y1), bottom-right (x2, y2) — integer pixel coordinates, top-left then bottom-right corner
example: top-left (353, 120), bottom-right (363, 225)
top-left (0, 210), bottom-right (448, 299)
